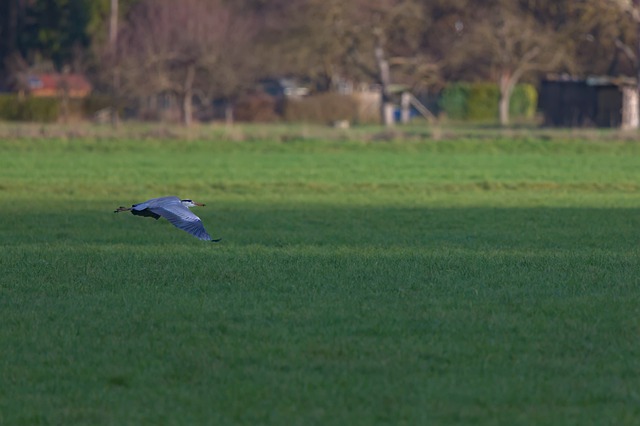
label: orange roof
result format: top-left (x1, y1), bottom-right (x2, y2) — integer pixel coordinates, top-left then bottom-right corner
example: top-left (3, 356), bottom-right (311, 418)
top-left (28, 73), bottom-right (92, 97)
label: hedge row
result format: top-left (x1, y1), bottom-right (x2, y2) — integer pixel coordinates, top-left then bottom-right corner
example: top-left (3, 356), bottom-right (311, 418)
top-left (439, 82), bottom-right (538, 121)
top-left (231, 92), bottom-right (374, 125)
top-left (0, 95), bottom-right (58, 122)
top-left (0, 86), bottom-right (538, 124)
top-left (283, 93), bottom-right (360, 125)
top-left (283, 85), bottom-right (538, 125)
top-left (0, 94), bottom-right (111, 122)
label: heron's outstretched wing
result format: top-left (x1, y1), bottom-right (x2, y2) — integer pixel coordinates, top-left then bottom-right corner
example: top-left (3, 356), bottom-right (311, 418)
top-left (150, 201), bottom-right (214, 241)
top-left (129, 197), bottom-right (181, 220)
top-left (133, 196), bottom-right (181, 210)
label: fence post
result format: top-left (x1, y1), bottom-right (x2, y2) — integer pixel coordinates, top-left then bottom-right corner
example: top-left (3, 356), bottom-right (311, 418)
top-left (401, 92), bottom-right (411, 124)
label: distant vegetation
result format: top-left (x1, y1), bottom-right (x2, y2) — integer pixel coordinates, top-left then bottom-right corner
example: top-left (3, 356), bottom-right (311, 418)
top-left (1, 0), bottom-right (638, 126)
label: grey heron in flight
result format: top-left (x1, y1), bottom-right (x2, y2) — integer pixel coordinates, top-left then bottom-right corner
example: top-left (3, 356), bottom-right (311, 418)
top-left (114, 196), bottom-right (221, 241)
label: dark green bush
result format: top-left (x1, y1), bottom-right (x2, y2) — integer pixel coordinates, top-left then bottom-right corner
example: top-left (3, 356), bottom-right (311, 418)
top-left (510, 84), bottom-right (537, 119)
top-left (0, 95), bottom-right (18, 120)
top-left (0, 94), bottom-right (115, 122)
top-left (439, 84), bottom-right (469, 120)
top-left (25, 97), bottom-right (58, 122)
top-left (439, 82), bottom-right (537, 122)
top-left (0, 95), bottom-right (59, 122)
top-left (467, 83), bottom-right (499, 121)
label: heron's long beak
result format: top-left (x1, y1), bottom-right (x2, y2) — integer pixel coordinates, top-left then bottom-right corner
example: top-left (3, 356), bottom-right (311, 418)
top-left (195, 202), bottom-right (206, 207)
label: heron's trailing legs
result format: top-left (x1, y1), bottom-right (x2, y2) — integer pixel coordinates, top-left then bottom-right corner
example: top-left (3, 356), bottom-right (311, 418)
top-left (114, 206), bottom-right (131, 213)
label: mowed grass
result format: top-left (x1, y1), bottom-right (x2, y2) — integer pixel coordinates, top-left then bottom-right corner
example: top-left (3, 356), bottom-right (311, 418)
top-left (1, 131), bottom-right (640, 425)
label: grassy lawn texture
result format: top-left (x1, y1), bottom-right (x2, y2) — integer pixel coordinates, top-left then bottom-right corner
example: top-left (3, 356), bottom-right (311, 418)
top-left (1, 131), bottom-right (639, 425)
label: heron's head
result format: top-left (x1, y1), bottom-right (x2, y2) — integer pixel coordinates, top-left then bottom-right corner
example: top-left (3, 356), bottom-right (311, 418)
top-left (181, 199), bottom-right (205, 208)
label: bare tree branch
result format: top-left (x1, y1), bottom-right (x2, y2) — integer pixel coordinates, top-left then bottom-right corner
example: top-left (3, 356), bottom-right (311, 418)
top-left (616, 38), bottom-right (638, 65)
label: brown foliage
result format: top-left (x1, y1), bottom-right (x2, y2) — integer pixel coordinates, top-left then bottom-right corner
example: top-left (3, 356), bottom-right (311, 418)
top-left (235, 93), bottom-right (279, 123)
top-left (283, 93), bottom-right (361, 125)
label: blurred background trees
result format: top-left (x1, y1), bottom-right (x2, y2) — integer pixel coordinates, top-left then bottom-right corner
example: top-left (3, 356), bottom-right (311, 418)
top-left (454, 0), bottom-right (570, 125)
top-left (0, 0), bottom-right (637, 126)
top-left (115, 0), bottom-right (258, 126)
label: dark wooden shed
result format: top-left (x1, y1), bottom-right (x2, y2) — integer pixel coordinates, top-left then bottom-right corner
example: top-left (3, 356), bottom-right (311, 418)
top-left (539, 75), bottom-right (637, 128)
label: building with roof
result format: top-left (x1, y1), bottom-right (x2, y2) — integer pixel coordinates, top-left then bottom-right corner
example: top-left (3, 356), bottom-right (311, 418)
top-left (27, 73), bottom-right (92, 98)
top-left (539, 74), bottom-right (638, 129)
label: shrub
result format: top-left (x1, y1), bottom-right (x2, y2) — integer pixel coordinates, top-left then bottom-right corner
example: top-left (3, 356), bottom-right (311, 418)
top-left (235, 92), bottom-right (280, 122)
top-left (0, 95), bottom-right (18, 120)
top-left (510, 84), bottom-right (537, 119)
top-left (439, 84), bottom-right (469, 120)
top-left (467, 83), bottom-right (499, 121)
top-left (24, 97), bottom-right (58, 122)
top-left (0, 95), bottom-right (58, 122)
top-left (283, 93), bottom-right (359, 125)
top-left (0, 94), bottom-right (114, 122)
top-left (439, 82), bottom-right (538, 122)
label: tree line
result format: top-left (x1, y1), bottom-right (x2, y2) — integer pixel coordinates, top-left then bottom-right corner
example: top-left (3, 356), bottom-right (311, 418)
top-left (0, 0), bottom-right (638, 126)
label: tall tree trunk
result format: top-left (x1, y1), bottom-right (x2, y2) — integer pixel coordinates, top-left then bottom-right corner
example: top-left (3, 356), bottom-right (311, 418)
top-left (59, 68), bottom-right (70, 124)
top-left (374, 37), bottom-right (394, 127)
top-left (498, 92), bottom-right (510, 126)
top-left (621, 86), bottom-right (639, 129)
top-left (498, 71), bottom-right (515, 126)
top-left (636, 11), bottom-right (640, 129)
top-left (182, 63), bottom-right (195, 127)
top-left (109, 0), bottom-right (120, 128)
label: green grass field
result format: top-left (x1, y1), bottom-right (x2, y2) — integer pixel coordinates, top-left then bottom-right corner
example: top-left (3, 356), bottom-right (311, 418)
top-left (1, 127), bottom-right (640, 425)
